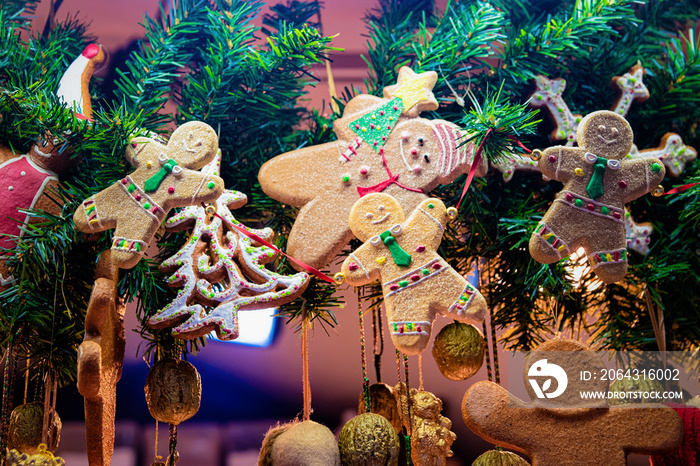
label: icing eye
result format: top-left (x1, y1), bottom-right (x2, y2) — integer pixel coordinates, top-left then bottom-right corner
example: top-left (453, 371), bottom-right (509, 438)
top-left (598, 125), bottom-right (606, 132)
top-left (378, 205), bottom-right (385, 211)
top-left (172, 165), bottom-right (183, 176)
top-left (365, 213), bottom-right (373, 219)
top-left (158, 153), bottom-right (168, 163)
top-left (418, 138), bottom-right (424, 146)
top-left (424, 154), bottom-right (430, 163)
top-left (611, 127), bottom-right (619, 135)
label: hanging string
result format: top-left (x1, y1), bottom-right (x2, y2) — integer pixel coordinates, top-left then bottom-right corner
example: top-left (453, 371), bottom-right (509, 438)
top-left (154, 420), bottom-right (161, 464)
top-left (372, 304), bottom-right (384, 383)
top-left (418, 355), bottom-right (424, 391)
top-left (0, 336), bottom-right (16, 460)
top-left (486, 264), bottom-right (501, 385)
top-left (23, 354), bottom-right (29, 404)
top-left (482, 321), bottom-right (493, 382)
top-left (358, 288), bottom-right (371, 413)
top-left (301, 304), bottom-right (312, 421)
top-left (168, 423), bottom-right (178, 463)
top-left (42, 373), bottom-right (52, 446)
top-left (403, 353), bottom-right (413, 466)
top-left (477, 259), bottom-right (493, 382)
top-left (395, 350), bottom-right (412, 466)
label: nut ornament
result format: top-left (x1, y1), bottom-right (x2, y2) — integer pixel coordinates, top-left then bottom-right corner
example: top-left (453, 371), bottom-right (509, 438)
top-left (432, 322), bottom-right (485, 380)
top-left (258, 420), bottom-right (341, 466)
top-left (472, 450), bottom-right (531, 466)
top-left (358, 383), bottom-right (403, 433)
top-left (7, 402), bottom-right (62, 454)
top-left (144, 359), bottom-right (201, 425)
top-left (338, 413), bottom-right (400, 466)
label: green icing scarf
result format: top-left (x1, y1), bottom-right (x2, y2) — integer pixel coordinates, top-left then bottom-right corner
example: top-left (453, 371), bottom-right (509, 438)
top-left (144, 159), bottom-right (178, 192)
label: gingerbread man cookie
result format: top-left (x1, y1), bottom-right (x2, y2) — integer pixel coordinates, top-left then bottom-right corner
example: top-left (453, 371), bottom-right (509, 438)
top-left (0, 44), bottom-right (105, 287)
top-left (628, 132), bottom-right (697, 178)
top-left (529, 110), bottom-right (665, 284)
top-left (339, 193), bottom-right (487, 355)
top-left (259, 66), bottom-right (487, 271)
top-left (73, 121), bottom-right (225, 269)
top-left (462, 339), bottom-right (684, 466)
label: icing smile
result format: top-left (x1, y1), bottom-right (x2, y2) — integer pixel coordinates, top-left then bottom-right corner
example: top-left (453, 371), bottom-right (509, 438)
top-left (598, 135), bottom-right (618, 145)
top-left (371, 213), bottom-right (390, 224)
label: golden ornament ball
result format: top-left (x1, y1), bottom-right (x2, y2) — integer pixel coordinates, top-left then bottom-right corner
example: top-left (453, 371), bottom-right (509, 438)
top-left (7, 402), bottom-right (62, 454)
top-left (358, 383), bottom-right (402, 433)
top-left (339, 413), bottom-right (400, 466)
top-left (432, 322), bottom-right (485, 380)
top-left (144, 359), bottom-right (201, 425)
top-left (608, 375), bottom-right (665, 406)
top-left (472, 449), bottom-right (531, 465)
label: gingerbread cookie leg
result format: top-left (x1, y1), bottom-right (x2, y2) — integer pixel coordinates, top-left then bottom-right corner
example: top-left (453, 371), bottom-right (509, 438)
top-left (529, 208), bottom-right (575, 264)
top-left (77, 250), bottom-right (125, 466)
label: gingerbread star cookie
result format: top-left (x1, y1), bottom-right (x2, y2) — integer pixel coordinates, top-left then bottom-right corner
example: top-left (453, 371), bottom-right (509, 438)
top-left (258, 66), bottom-right (487, 271)
top-left (529, 110), bottom-right (665, 284)
top-left (339, 193), bottom-right (487, 355)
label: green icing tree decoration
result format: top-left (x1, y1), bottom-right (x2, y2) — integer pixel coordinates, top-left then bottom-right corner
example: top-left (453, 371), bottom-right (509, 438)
top-left (348, 97), bottom-right (404, 151)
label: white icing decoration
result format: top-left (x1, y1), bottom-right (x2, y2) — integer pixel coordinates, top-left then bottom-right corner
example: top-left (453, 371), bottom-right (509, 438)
top-left (607, 159), bottom-right (620, 170)
top-left (370, 235), bottom-right (381, 246)
top-left (158, 152), bottom-right (168, 163)
top-left (172, 165), bottom-right (183, 176)
top-left (584, 152), bottom-right (597, 164)
top-left (390, 224), bottom-right (403, 235)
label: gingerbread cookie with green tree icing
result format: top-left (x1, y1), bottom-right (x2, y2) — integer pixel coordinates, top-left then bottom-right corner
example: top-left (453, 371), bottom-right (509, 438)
top-left (529, 110), bottom-right (665, 284)
top-left (339, 192), bottom-right (487, 355)
top-left (73, 121), bottom-right (225, 269)
top-left (258, 66), bottom-right (487, 271)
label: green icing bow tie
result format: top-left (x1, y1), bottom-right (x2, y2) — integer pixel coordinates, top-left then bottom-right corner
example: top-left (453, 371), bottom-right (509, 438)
top-left (144, 159), bottom-right (178, 193)
top-left (586, 155), bottom-right (608, 200)
top-left (379, 229), bottom-right (412, 268)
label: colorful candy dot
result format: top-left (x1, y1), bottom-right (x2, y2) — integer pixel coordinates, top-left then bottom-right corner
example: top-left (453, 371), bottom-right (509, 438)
top-left (208, 181), bottom-right (216, 189)
top-left (574, 168), bottom-right (584, 177)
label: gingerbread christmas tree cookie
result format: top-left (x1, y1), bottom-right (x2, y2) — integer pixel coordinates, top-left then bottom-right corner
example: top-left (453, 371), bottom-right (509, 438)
top-left (337, 193), bottom-right (487, 355)
top-left (462, 339), bottom-right (684, 466)
top-left (258, 66), bottom-right (487, 270)
top-left (73, 121), bottom-right (225, 269)
top-left (529, 110), bottom-right (665, 284)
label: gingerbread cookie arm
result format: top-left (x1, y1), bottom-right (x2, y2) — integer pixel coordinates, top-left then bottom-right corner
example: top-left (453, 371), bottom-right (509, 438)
top-left (461, 381), bottom-right (535, 456)
top-left (341, 241), bottom-right (381, 287)
top-left (404, 198), bottom-right (448, 249)
top-left (538, 146), bottom-right (578, 183)
top-left (613, 405), bottom-right (683, 454)
top-left (619, 157), bottom-right (665, 204)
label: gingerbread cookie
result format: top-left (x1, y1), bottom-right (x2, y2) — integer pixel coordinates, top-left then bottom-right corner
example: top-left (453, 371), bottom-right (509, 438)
top-left (258, 66), bottom-right (487, 270)
top-left (338, 193), bottom-right (487, 355)
top-left (529, 75), bottom-right (582, 145)
top-left (609, 63), bottom-right (650, 117)
top-left (529, 110), bottom-right (665, 284)
top-left (73, 121), bottom-right (225, 269)
top-left (462, 339), bottom-right (684, 466)
top-left (0, 44), bottom-right (105, 287)
top-left (148, 156), bottom-right (309, 340)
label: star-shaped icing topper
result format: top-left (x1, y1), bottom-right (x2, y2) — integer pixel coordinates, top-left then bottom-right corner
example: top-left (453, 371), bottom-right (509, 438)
top-left (383, 66), bottom-right (439, 117)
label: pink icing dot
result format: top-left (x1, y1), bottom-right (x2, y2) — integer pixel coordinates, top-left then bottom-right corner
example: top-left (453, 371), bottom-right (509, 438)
top-left (613, 211), bottom-right (621, 219)
top-left (370, 123), bottom-right (375, 129)
top-left (360, 167), bottom-right (368, 175)
top-left (168, 186), bottom-right (175, 194)
top-left (411, 149), bottom-right (418, 156)
top-left (619, 180), bottom-right (627, 188)
top-left (348, 262), bottom-right (359, 271)
top-left (587, 203), bottom-right (595, 211)
top-left (432, 263), bottom-right (441, 270)
top-left (416, 245), bottom-right (426, 252)
top-left (387, 125), bottom-right (392, 130)
top-left (152, 207), bottom-right (159, 213)
top-left (121, 178), bottom-right (128, 184)
top-left (410, 274), bottom-right (420, 282)
top-left (389, 284), bottom-right (399, 291)
top-left (565, 193), bottom-right (573, 202)
top-left (135, 194), bottom-right (142, 201)
top-left (355, 124), bottom-right (360, 129)
top-left (548, 155), bottom-right (557, 163)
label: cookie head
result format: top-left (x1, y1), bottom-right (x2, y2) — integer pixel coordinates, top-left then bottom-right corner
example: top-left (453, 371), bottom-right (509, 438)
top-left (165, 121), bottom-right (219, 169)
top-left (349, 193), bottom-right (405, 241)
top-left (29, 135), bottom-right (77, 174)
top-left (577, 111), bottom-right (633, 160)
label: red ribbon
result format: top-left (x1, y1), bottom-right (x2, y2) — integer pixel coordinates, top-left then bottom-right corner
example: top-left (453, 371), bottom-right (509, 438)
top-left (455, 128), bottom-right (492, 210)
top-left (357, 148), bottom-right (425, 197)
top-left (664, 182), bottom-right (700, 195)
top-left (206, 206), bottom-right (336, 284)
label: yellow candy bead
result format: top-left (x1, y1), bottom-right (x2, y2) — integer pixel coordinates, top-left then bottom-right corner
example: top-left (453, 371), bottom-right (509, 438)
top-left (376, 256), bottom-right (387, 265)
top-left (575, 167), bottom-right (584, 177)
